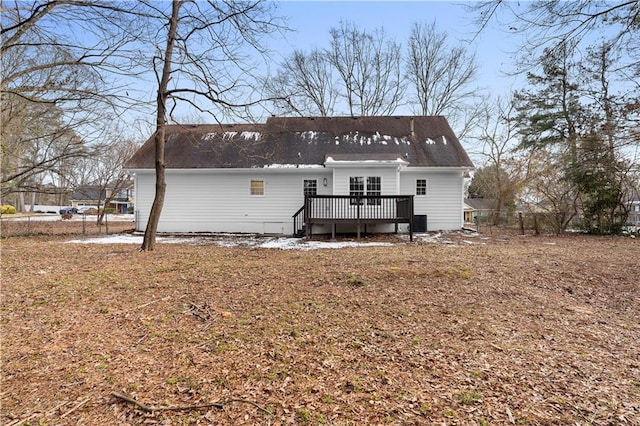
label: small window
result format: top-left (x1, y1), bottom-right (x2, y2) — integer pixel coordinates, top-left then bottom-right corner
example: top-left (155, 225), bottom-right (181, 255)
top-left (250, 179), bottom-right (264, 196)
top-left (303, 179), bottom-right (317, 196)
top-left (416, 179), bottom-right (427, 196)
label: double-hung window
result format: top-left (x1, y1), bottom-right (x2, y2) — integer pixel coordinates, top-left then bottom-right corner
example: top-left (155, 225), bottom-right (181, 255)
top-left (350, 176), bottom-right (381, 205)
top-left (250, 179), bottom-right (265, 196)
top-left (303, 179), bottom-right (317, 196)
top-left (416, 179), bottom-right (427, 196)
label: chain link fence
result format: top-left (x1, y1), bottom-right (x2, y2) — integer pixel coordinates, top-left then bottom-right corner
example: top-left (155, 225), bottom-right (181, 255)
top-left (0, 214), bottom-right (135, 238)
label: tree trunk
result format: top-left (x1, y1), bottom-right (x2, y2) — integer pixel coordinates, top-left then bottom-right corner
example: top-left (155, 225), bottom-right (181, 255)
top-left (140, 0), bottom-right (181, 252)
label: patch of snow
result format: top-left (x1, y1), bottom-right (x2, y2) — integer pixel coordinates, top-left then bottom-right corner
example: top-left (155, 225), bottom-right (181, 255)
top-left (441, 135), bottom-right (447, 145)
top-left (66, 234), bottom-right (194, 245)
top-left (65, 233), bottom-right (394, 250)
top-left (297, 131), bottom-right (320, 141)
top-left (424, 138), bottom-right (436, 145)
top-left (202, 132), bottom-right (216, 141)
top-left (223, 131), bottom-right (237, 140)
top-left (241, 131), bottom-right (262, 140)
top-left (263, 164), bottom-right (323, 169)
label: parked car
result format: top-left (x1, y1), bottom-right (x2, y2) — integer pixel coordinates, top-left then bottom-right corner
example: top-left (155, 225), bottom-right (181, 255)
top-left (59, 207), bottom-right (78, 215)
top-left (77, 206), bottom-right (98, 215)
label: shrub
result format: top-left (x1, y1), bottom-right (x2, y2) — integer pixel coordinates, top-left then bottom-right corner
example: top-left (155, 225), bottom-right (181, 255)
top-left (1, 205), bottom-right (16, 214)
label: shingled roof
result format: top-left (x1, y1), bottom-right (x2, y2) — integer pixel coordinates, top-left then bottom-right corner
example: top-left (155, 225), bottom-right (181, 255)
top-left (125, 116), bottom-right (474, 169)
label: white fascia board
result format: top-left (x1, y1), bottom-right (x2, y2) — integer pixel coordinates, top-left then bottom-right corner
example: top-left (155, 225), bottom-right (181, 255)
top-left (402, 166), bottom-right (473, 173)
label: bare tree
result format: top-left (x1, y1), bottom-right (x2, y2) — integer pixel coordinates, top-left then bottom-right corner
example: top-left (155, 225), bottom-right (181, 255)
top-left (0, 1), bottom-right (145, 207)
top-left (406, 21), bottom-right (481, 138)
top-left (264, 49), bottom-right (337, 117)
top-left (326, 21), bottom-right (404, 116)
top-left (471, 1), bottom-right (640, 73)
top-left (470, 98), bottom-right (525, 224)
top-left (139, 0), bottom-right (285, 251)
top-left (266, 21), bottom-right (403, 117)
top-left (79, 138), bottom-right (139, 225)
top-left (0, 96), bottom-right (87, 210)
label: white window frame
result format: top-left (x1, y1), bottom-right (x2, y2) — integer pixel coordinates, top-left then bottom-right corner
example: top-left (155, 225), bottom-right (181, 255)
top-left (350, 176), bottom-right (365, 205)
top-left (303, 179), bottom-right (317, 196)
top-left (250, 179), bottom-right (265, 196)
top-left (350, 176), bottom-right (382, 205)
top-left (416, 179), bottom-right (428, 196)
top-left (367, 176), bottom-right (381, 205)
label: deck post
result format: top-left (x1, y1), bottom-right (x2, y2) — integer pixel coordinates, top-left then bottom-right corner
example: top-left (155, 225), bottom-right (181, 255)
top-left (409, 196), bottom-right (414, 242)
top-left (304, 195), bottom-right (311, 238)
top-left (331, 223), bottom-right (336, 241)
top-left (356, 197), bottom-right (361, 239)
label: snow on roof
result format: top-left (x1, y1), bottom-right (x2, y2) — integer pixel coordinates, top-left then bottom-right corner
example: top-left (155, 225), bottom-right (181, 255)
top-left (127, 116), bottom-right (475, 170)
top-left (202, 131), bottom-right (263, 142)
top-left (296, 131), bottom-right (407, 147)
top-left (325, 156), bottom-right (408, 165)
top-left (262, 164), bottom-right (325, 169)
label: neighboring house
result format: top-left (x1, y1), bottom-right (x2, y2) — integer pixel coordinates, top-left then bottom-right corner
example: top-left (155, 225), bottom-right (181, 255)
top-left (71, 182), bottom-right (134, 214)
top-left (126, 116), bottom-right (474, 237)
top-left (70, 186), bottom-right (104, 209)
top-left (628, 200), bottom-right (640, 225)
top-left (464, 198), bottom-right (496, 224)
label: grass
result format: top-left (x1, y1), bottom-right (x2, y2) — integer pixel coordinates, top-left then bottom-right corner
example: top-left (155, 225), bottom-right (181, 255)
top-left (1, 230), bottom-right (639, 425)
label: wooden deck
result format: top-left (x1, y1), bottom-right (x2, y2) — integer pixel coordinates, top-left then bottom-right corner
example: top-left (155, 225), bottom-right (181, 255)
top-left (293, 195), bottom-right (415, 241)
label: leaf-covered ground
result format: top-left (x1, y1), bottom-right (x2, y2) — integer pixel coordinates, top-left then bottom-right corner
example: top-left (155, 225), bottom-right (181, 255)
top-left (1, 230), bottom-right (639, 425)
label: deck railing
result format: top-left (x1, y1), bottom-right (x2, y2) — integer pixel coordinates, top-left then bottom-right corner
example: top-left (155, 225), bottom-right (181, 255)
top-left (296, 195), bottom-right (414, 240)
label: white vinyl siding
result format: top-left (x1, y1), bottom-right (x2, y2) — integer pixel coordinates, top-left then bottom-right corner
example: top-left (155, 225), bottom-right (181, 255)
top-left (333, 167), bottom-right (397, 195)
top-left (132, 167), bottom-right (465, 235)
top-left (134, 170), bottom-right (331, 234)
top-left (400, 170), bottom-right (465, 231)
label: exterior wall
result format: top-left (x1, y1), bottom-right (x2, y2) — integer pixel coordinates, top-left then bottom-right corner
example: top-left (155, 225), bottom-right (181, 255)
top-left (325, 166), bottom-right (400, 233)
top-left (331, 167), bottom-right (399, 195)
top-left (133, 166), bottom-right (465, 235)
top-left (134, 169), bottom-right (331, 234)
top-left (399, 169), bottom-right (465, 231)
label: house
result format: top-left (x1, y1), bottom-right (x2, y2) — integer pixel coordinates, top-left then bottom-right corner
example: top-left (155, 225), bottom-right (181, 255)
top-left (628, 199), bottom-right (640, 225)
top-left (71, 182), bottom-right (134, 214)
top-left (125, 116), bottom-right (474, 237)
top-left (464, 198), bottom-right (496, 224)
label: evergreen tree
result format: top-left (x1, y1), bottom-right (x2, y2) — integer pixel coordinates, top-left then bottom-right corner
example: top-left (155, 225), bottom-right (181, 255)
top-left (514, 41), bottom-right (635, 233)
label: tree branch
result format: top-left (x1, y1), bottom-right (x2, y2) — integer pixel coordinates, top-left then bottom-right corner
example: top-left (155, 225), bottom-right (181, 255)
top-left (111, 392), bottom-right (270, 415)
